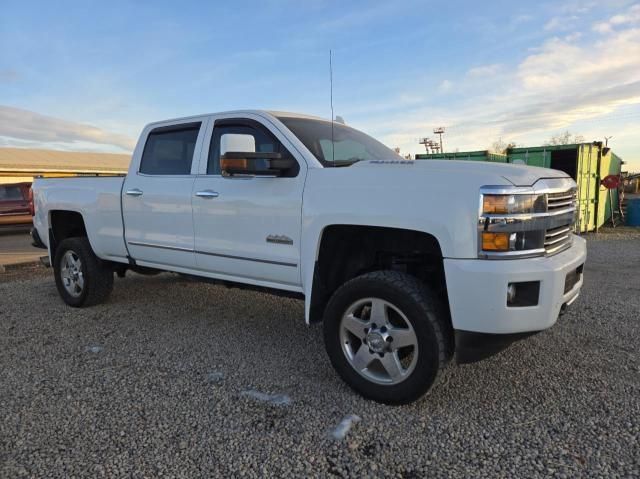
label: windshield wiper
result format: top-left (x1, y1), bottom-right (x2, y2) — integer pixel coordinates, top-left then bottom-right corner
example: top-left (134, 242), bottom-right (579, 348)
top-left (330, 158), bottom-right (362, 167)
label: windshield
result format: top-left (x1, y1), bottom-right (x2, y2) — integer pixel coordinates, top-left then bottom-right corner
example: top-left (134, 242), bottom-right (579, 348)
top-left (276, 116), bottom-right (402, 166)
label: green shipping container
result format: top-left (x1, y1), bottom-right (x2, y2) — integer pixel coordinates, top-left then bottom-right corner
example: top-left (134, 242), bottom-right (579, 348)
top-left (415, 150), bottom-right (507, 163)
top-left (507, 144), bottom-right (623, 233)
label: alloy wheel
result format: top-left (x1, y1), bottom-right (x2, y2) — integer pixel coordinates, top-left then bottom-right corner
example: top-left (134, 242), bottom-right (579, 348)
top-left (339, 297), bottom-right (419, 385)
top-left (60, 250), bottom-right (84, 298)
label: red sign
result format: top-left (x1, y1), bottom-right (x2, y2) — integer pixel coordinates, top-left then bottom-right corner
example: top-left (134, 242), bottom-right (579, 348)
top-left (601, 175), bottom-right (620, 189)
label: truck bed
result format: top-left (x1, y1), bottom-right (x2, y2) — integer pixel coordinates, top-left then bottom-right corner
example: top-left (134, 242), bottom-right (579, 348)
top-left (32, 176), bottom-right (129, 263)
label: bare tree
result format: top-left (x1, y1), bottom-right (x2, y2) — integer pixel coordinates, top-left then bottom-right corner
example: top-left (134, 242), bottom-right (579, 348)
top-left (490, 138), bottom-right (517, 154)
top-left (393, 147), bottom-right (413, 160)
top-left (545, 131), bottom-right (584, 146)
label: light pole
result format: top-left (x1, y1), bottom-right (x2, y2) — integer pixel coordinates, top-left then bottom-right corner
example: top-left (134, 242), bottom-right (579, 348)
top-left (433, 127), bottom-right (445, 153)
top-left (604, 136), bottom-right (613, 147)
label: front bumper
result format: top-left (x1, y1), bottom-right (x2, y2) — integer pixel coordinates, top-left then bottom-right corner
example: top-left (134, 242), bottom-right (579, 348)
top-left (444, 235), bottom-right (587, 336)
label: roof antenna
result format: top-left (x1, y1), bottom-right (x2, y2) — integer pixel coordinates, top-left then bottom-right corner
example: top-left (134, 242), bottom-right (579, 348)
top-left (329, 49), bottom-right (335, 163)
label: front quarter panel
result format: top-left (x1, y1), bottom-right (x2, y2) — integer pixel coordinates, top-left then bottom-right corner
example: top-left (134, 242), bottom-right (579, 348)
top-left (300, 162), bottom-right (505, 322)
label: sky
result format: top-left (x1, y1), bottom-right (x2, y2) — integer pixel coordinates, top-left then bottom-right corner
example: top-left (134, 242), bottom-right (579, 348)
top-left (1, 0), bottom-right (639, 170)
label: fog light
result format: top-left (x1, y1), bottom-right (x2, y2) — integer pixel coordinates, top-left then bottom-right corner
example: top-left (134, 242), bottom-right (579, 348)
top-left (507, 283), bottom-right (516, 304)
top-left (506, 281), bottom-right (540, 307)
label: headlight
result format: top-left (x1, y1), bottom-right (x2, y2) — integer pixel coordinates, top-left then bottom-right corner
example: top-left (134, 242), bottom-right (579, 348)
top-left (482, 194), bottom-right (546, 215)
top-left (480, 193), bottom-right (547, 254)
top-left (478, 184), bottom-right (577, 259)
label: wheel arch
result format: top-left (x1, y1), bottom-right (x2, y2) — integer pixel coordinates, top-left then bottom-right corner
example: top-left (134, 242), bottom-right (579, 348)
top-left (48, 209), bottom-right (90, 258)
top-left (306, 224), bottom-right (449, 326)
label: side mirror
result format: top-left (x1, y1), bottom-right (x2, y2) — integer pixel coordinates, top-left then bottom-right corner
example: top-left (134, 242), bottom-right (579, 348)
top-left (220, 152), bottom-right (296, 176)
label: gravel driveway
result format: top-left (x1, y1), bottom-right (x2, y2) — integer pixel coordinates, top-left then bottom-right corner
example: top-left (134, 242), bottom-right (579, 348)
top-left (1, 235), bottom-right (638, 478)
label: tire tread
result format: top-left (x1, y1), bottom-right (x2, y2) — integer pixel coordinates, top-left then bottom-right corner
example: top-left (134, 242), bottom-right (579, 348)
top-left (323, 270), bottom-right (452, 404)
top-left (54, 237), bottom-right (113, 307)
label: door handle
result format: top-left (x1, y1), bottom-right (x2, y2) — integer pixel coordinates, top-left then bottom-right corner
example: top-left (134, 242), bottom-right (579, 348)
top-left (195, 190), bottom-right (219, 199)
top-left (125, 188), bottom-right (143, 197)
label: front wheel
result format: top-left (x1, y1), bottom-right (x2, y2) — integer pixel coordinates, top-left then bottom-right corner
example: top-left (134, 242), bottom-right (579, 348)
top-left (54, 237), bottom-right (114, 307)
top-left (323, 271), bottom-right (450, 404)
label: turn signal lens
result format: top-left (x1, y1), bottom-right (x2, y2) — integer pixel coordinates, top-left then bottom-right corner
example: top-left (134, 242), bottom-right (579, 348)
top-left (220, 158), bottom-right (248, 171)
top-left (482, 232), bottom-right (510, 251)
top-left (220, 157), bottom-right (250, 176)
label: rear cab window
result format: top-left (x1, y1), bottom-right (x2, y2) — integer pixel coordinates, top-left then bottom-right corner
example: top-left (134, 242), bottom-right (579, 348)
top-left (139, 122), bottom-right (202, 175)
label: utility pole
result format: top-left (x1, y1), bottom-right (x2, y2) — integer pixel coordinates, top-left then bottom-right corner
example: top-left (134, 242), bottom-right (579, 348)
top-left (433, 127), bottom-right (445, 153)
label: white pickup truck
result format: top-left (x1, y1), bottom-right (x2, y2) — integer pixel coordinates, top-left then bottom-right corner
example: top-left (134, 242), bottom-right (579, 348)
top-left (32, 110), bottom-right (586, 404)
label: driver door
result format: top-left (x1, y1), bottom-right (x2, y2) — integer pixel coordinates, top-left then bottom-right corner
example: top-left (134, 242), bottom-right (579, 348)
top-left (191, 116), bottom-right (305, 289)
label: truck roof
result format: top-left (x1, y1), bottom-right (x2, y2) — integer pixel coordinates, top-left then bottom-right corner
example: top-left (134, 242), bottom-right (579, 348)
top-left (145, 110), bottom-right (330, 128)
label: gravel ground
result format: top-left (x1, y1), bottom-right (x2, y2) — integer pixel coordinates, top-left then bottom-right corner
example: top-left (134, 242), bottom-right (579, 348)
top-left (1, 234), bottom-right (639, 478)
top-left (0, 230), bottom-right (42, 268)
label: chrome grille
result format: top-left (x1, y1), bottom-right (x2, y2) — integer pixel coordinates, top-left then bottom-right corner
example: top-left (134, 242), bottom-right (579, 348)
top-left (544, 225), bottom-right (572, 254)
top-left (547, 190), bottom-right (577, 212)
top-left (544, 188), bottom-right (576, 255)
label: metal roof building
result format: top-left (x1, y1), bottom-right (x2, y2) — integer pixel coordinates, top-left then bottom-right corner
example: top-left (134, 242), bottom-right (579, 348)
top-left (0, 147), bottom-right (130, 180)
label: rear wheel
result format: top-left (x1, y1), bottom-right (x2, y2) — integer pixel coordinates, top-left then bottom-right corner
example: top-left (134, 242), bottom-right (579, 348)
top-left (54, 237), bottom-right (113, 307)
top-left (323, 271), bottom-right (450, 404)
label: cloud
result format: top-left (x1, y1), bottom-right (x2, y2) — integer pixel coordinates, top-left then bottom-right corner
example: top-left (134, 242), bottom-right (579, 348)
top-left (593, 3), bottom-right (640, 33)
top-left (544, 15), bottom-right (579, 31)
top-left (493, 81), bottom-right (640, 136)
top-left (511, 14), bottom-right (533, 25)
top-left (478, 24), bottom-right (640, 135)
top-left (466, 64), bottom-right (503, 77)
top-left (593, 22), bottom-right (613, 33)
top-left (517, 28), bottom-right (640, 92)
top-left (0, 105), bottom-right (136, 152)
top-left (558, 0), bottom-right (597, 15)
top-left (438, 79), bottom-right (453, 92)
top-left (564, 32), bottom-right (583, 42)
top-left (354, 8), bottom-right (640, 167)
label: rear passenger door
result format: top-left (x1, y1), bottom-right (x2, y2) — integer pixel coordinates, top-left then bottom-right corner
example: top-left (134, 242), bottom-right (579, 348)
top-left (122, 119), bottom-right (207, 269)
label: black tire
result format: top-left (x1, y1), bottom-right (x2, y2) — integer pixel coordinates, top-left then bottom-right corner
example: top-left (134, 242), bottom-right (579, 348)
top-left (323, 270), bottom-right (450, 404)
top-left (54, 237), bottom-right (114, 307)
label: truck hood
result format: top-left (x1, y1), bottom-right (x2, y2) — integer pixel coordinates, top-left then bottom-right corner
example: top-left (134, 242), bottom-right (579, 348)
top-left (352, 159), bottom-right (569, 186)
top-left (305, 159), bottom-right (575, 260)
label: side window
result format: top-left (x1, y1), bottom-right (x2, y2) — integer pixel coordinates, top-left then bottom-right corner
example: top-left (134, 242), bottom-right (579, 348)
top-left (0, 185), bottom-right (24, 201)
top-left (139, 122), bottom-right (201, 175)
top-left (207, 120), bottom-right (299, 177)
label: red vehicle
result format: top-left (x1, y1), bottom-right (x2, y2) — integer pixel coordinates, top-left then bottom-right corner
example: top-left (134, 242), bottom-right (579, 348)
top-left (0, 182), bottom-right (32, 228)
